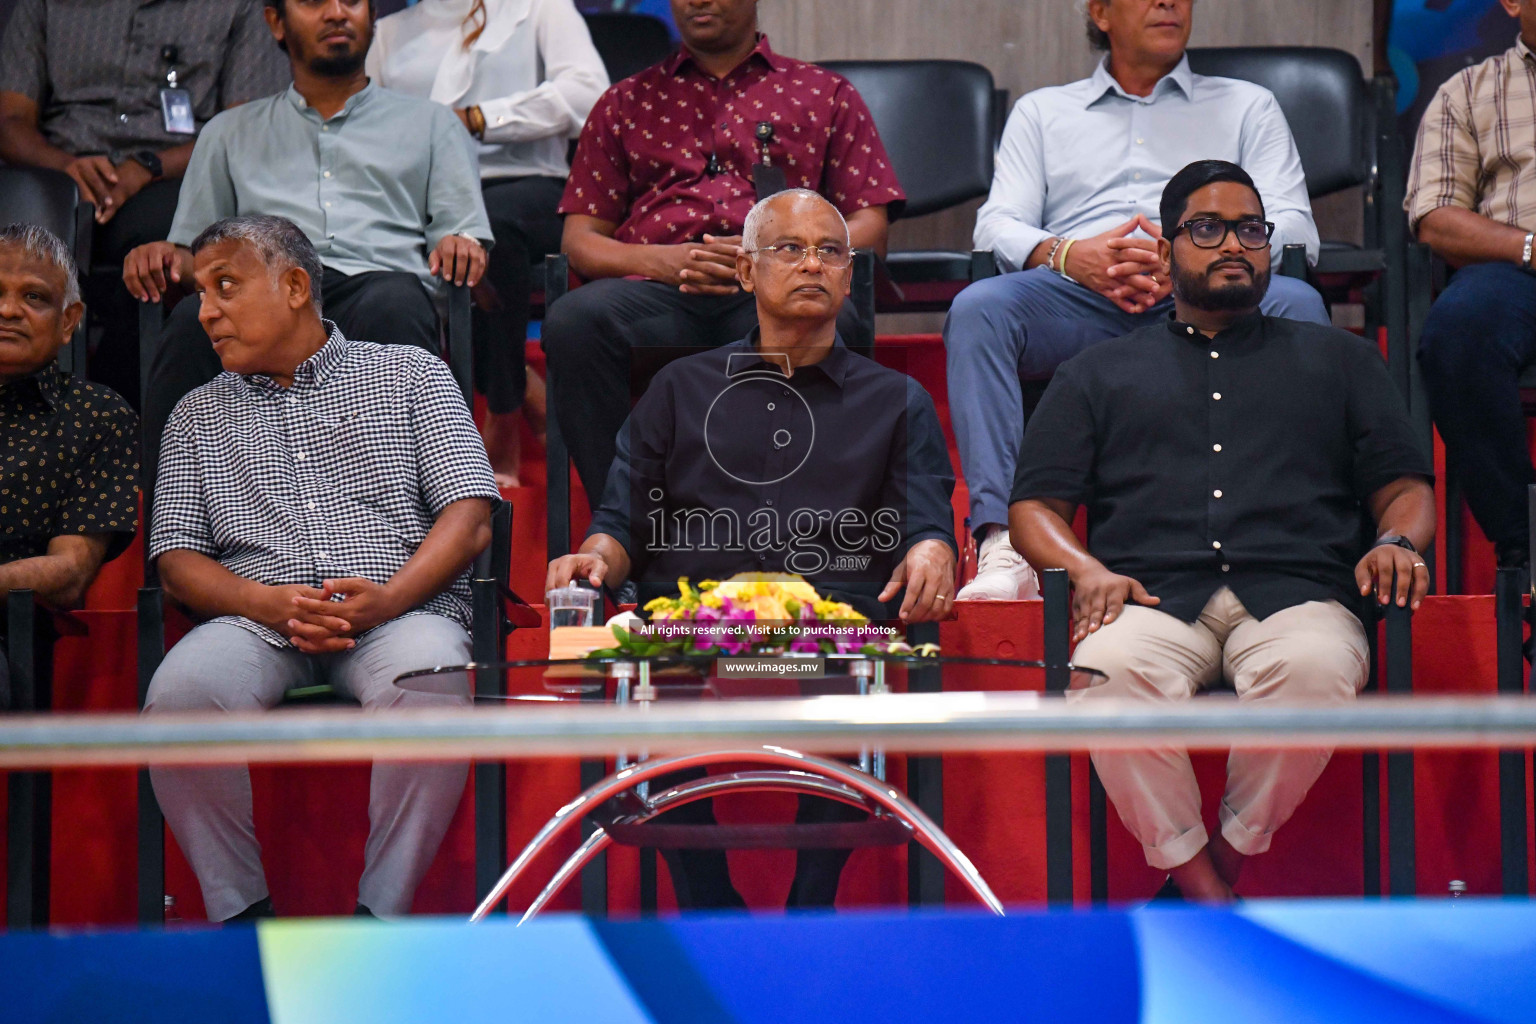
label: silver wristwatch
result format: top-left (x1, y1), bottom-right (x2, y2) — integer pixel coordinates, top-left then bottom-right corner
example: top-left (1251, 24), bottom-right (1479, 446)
top-left (1523, 232), bottom-right (1534, 271)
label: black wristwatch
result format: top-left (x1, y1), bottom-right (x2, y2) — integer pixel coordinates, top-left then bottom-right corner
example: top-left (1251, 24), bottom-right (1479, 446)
top-left (126, 149), bottom-right (163, 180)
top-left (1374, 533), bottom-right (1418, 555)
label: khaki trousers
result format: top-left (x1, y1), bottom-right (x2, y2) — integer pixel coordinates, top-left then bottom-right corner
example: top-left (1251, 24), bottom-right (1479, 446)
top-left (1071, 587), bottom-right (1368, 871)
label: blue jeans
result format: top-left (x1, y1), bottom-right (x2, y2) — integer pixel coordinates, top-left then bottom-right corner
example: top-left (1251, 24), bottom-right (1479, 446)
top-left (1418, 262), bottom-right (1536, 555)
top-left (943, 268), bottom-right (1330, 532)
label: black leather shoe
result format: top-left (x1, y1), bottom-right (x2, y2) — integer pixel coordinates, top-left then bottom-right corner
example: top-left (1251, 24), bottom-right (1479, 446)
top-left (1151, 876), bottom-right (1184, 902)
top-left (227, 896), bottom-right (275, 922)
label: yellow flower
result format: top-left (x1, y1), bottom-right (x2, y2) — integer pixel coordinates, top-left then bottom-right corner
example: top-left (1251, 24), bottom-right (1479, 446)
top-left (701, 593), bottom-right (723, 609)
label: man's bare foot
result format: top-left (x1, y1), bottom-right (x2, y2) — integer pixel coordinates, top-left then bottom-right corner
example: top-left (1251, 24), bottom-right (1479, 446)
top-left (484, 409), bottom-right (522, 488)
top-left (1167, 847), bottom-right (1236, 904)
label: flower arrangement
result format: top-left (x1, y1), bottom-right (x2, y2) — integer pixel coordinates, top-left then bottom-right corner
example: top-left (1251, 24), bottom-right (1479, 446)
top-left (584, 573), bottom-right (938, 659)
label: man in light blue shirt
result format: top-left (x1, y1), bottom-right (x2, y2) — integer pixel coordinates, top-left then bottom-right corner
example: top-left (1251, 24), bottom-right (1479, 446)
top-left (123, 0), bottom-right (493, 490)
top-left (950, 0), bottom-right (1329, 601)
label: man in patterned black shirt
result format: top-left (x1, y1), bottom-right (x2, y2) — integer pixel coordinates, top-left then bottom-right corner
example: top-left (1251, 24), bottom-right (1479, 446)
top-left (0, 223), bottom-right (138, 710)
top-left (143, 215), bottom-right (499, 922)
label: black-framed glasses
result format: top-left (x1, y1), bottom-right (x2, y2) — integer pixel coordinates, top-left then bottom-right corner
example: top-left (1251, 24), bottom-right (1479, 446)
top-left (745, 242), bottom-right (854, 269)
top-left (1171, 217), bottom-right (1275, 250)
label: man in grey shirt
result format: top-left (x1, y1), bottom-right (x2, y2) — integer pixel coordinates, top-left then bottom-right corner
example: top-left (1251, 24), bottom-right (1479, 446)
top-left (0, 0), bottom-right (289, 406)
top-left (124, 0), bottom-right (492, 484)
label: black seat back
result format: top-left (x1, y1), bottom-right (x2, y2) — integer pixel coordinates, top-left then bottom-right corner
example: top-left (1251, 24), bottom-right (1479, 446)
top-left (0, 166), bottom-right (86, 251)
top-left (0, 167), bottom-right (91, 373)
top-left (582, 12), bottom-right (674, 83)
top-left (1186, 47), bottom-right (1370, 199)
top-left (820, 60), bottom-right (996, 219)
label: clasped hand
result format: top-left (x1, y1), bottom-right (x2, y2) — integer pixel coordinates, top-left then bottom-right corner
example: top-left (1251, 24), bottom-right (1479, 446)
top-left (1062, 214), bottom-right (1172, 315)
top-left (267, 578), bottom-right (398, 653)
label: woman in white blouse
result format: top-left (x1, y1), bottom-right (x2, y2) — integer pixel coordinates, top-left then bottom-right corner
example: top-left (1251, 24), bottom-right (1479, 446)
top-left (370, 0), bottom-right (608, 485)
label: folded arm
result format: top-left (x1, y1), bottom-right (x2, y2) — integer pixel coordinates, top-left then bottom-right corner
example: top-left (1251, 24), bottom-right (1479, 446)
top-left (0, 534), bottom-right (111, 610)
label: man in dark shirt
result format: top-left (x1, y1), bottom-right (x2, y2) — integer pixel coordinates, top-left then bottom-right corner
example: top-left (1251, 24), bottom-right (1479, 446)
top-left (547, 189), bottom-right (955, 910)
top-left (0, 0), bottom-right (289, 405)
top-left (545, 0), bottom-right (906, 508)
top-left (0, 223), bottom-right (139, 709)
top-left (1010, 161), bottom-right (1435, 903)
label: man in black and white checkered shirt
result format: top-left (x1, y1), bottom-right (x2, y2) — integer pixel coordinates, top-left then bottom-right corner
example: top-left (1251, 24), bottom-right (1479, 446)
top-left (143, 215), bottom-right (499, 922)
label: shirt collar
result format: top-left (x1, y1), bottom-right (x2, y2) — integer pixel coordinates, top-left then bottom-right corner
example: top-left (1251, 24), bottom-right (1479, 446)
top-left (730, 328), bottom-right (849, 389)
top-left (1166, 308), bottom-right (1265, 345)
top-left (284, 81), bottom-right (376, 121)
top-left (1086, 53), bottom-right (1194, 106)
top-left (242, 321), bottom-right (350, 395)
top-left (1518, 35), bottom-right (1535, 65)
top-left (665, 33), bottom-right (781, 77)
top-left (0, 364), bottom-right (66, 413)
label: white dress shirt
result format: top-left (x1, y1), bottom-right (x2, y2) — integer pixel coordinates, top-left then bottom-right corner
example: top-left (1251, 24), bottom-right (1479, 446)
top-left (974, 55), bottom-right (1319, 272)
top-left (368, 0), bottom-right (609, 181)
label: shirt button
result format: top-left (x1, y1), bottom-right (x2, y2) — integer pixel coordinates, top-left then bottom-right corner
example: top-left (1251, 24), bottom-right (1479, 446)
top-left (1213, 489), bottom-right (1223, 498)
top-left (295, 452), bottom-right (307, 461)
top-left (1212, 392), bottom-right (1221, 400)
top-left (324, 171), bottom-right (332, 178)
top-left (324, 201), bottom-right (332, 208)
top-left (1222, 564), bottom-right (1231, 573)
top-left (118, 113), bottom-right (128, 123)
top-left (1135, 138), bottom-right (1144, 145)
top-left (1133, 172), bottom-right (1142, 180)
top-left (317, 551), bottom-right (328, 559)
top-left (306, 501), bottom-right (316, 510)
top-left (1213, 444), bottom-right (1222, 452)
top-left (1212, 541), bottom-right (1222, 550)
top-left (322, 125), bottom-right (329, 132)
top-left (1210, 351), bottom-right (1219, 359)
top-left (1186, 326), bottom-right (1195, 335)
top-left (765, 499), bottom-right (774, 507)
top-left (767, 402), bottom-right (775, 410)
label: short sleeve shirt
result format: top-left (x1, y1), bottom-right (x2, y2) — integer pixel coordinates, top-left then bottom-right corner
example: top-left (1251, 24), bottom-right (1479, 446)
top-left (1011, 313), bottom-right (1432, 622)
top-left (0, 367), bottom-right (138, 565)
top-left (149, 325), bottom-right (501, 647)
top-left (0, 0), bottom-right (289, 156)
top-left (559, 34), bottom-right (905, 243)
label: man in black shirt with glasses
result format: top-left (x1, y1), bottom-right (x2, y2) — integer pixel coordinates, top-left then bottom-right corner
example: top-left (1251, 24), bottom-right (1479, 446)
top-left (1010, 160), bottom-right (1434, 903)
top-left (548, 188), bottom-right (956, 911)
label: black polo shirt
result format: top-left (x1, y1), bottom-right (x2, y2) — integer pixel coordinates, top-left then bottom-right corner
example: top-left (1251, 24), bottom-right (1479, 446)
top-left (0, 366), bottom-right (138, 567)
top-left (1011, 312), bottom-right (1432, 622)
top-left (587, 333), bottom-right (956, 618)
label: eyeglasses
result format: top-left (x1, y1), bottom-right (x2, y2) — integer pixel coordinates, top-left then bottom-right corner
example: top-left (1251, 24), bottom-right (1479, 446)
top-left (1171, 217), bottom-right (1275, 250)
top-left (745, 242), bottom-right (854, 269)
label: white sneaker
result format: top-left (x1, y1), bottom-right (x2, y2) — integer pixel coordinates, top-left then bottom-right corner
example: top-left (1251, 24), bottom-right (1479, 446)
top-left (957, 526), bottom-right (1040, 601)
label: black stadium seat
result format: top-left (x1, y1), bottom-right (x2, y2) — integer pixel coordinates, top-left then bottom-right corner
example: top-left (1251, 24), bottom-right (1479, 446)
top-left (0, 166), bottom-right (93, 374)
top-left (820, 60), bottom-right (1001, 313)
top-left (582, 12), bottom-right (674, 83)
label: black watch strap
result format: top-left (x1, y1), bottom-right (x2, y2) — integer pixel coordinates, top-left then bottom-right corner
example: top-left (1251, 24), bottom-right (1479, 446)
top-left (130, 149), bottom-right (163, 180)
top-left (1375, 534), bottom-right (1418, 555)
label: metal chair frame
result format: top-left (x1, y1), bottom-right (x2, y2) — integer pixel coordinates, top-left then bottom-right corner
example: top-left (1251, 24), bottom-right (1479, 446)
top-left (471, 653), bottom-right (999, 923)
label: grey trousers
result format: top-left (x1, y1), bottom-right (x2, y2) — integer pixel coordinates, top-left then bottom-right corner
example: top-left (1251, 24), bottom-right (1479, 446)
top-left (144, 615), bottom-right (472, 921)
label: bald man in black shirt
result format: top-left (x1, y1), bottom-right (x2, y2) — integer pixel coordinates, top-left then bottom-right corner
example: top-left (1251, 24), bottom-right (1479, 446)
top-left (548, 188), bottom-right (957, 911)
top-left (1011, 161), bottom-right (1434, 903)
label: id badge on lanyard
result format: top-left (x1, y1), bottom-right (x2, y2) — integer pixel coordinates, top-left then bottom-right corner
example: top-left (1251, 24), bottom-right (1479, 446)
top-left (751, 121), bottom-right (786, 200)
top-left (159, 47), bottom-right (195, 135)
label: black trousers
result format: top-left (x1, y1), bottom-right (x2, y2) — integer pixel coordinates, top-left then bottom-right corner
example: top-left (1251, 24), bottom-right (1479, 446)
top-left (656, 768), bottom-right (863, 911)
top-left (83, 178), bottom-right (182, 409)
top-left (541, 279), bottom-right (873, 506)
top-left (477, 176), bottom-right (565, 414)
top-left (141, 268), bottom-right (437, 498)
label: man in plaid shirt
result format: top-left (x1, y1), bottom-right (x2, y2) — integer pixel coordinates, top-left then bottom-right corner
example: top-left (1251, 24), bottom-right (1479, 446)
top-left (142, 215), bottom-right (500, 922)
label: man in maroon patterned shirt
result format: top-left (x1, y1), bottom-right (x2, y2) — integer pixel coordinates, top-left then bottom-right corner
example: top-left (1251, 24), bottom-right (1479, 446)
top-left (544, 0), bottom-right (905, 506)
